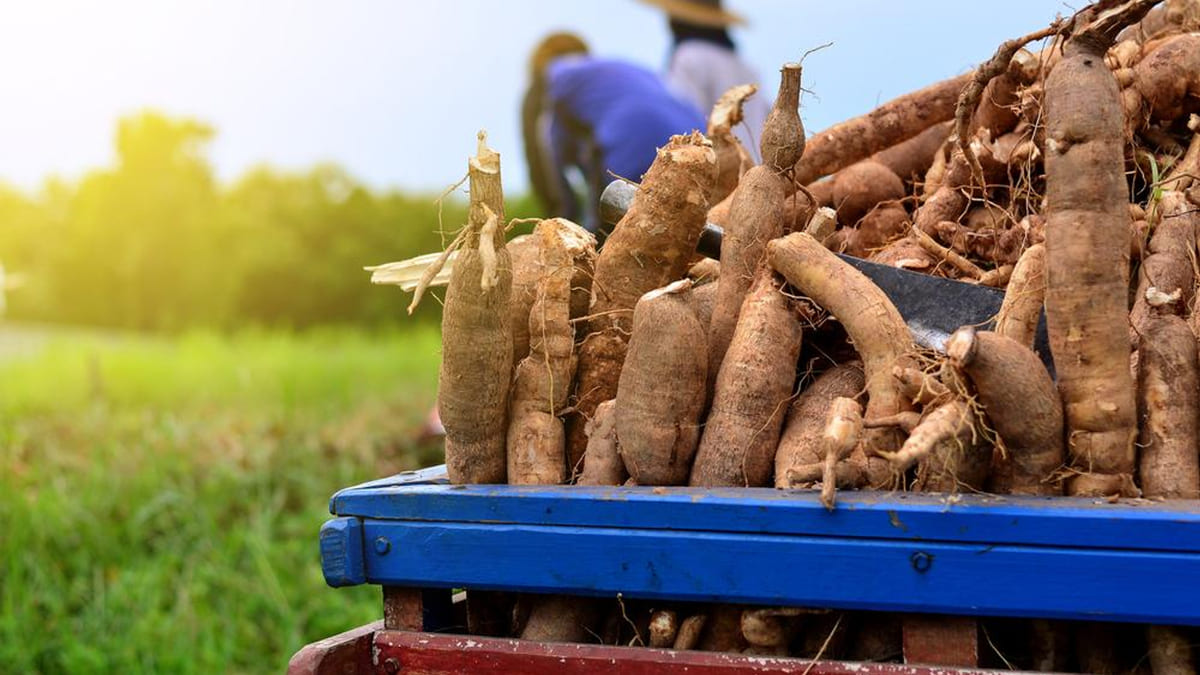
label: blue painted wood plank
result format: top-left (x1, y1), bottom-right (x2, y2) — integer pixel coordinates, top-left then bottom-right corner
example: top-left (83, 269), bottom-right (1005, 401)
top-left (320, 517), bottom-right (366, 587)
top-left (331, 482), bottom-right (1200, 553)
top-left (328, 466), bottom-right (449, 514)
top-left (359, 520), bottom-right (1200, 626)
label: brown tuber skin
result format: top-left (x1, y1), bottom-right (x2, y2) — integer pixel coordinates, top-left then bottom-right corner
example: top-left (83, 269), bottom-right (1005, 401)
top-left (775, 363), bottom-right (866, 489)
top-left (830, 161), bottom-right (906, 227)
top-left (707, 84), bottom-right (757, 204)
top-left (507, 220), bottom-right (585, 486)
top-left (648, 609), bottom-right (679, 649)
top-left (794, 72), bottom-right (972, 185)
top-left (508, 234), bottom-right (541, 366)
top-left (708, 63), bottom-right (804, 388)
top-left (691, 269), bottom-right (803, 487)
top-left (1133, 33), bottom-right (1200, 124)
top-left (566, 132), bottom-right (716, 476)
top-left (576, 400), bottom-right (624, 486)
top-left (708, 166), bottom-right (788, 388)
top-left (759, 63), bottom-right (805, 172)
top-left (995, 243), bottom-right (1047, 349)
top-left (837, 201), bottom-right (910, 258)
top-left (947, 328), bottom-right (1064, 495)
top-left (616, 281), bottom-right (708, 486)
top-left (1137, 313), bottom-right (1200, 499)
top-left (1044, 22), bottom-right (1139, 498)
top-left (1130, 191), bottom-right (1197, 333)
top-left (673, 614), bottom-right (708, 651)
top-left (768, 232), bottom-right (912, 487)
top-left (440, 133), bottom-right (512, 485)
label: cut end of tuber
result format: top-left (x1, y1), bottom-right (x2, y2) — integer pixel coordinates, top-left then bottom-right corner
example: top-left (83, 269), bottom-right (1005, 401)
top-left (945, 326), bottom-right (979, 367)
top-left (470, 130), bottom-right (500, 175)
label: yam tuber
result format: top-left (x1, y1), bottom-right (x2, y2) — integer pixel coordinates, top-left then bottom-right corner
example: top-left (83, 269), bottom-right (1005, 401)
top-left (576, 400), bottom-right (624, 487)
top-left (1044, 11), bottom-right (1142, 497)
top-left (708, 64), bottom-right (803, 388)
top-left (768, 232), bottom-right (913, 487)
top-left (947, 327), bottom-right (1064, 495)
top-left (566, 132), bottom-right (716, 475)
top-left (616, 281), bottom-right (708, 486)
top-left (691, 269), bottom-right (803, 487)
top-left (440, 132), bottom-right (513, 485)
top-left (995, 243), bottom-right (1047, 348)
top-left (1137, 313), bottom-right (1200, 499)
top-left (507, 220), bottom-right (584, 486)
top-left (775, 362), bottom-right (866, 488)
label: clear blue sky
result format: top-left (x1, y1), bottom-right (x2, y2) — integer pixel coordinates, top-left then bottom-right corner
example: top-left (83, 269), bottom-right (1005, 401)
top-left (0, 1), bottom-right (1065, 194)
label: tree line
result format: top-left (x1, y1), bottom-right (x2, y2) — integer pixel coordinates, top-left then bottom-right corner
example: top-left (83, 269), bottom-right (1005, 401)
top-left (0, 111), bottom-right (539, 331)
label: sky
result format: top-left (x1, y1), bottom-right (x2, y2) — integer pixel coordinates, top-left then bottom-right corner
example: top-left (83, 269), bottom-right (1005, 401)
top-left (0, 1), bottom-right (1068, 194)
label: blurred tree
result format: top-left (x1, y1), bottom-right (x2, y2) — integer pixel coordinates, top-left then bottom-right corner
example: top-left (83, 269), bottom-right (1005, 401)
top-left (0, 110), bottom-right (491, 331)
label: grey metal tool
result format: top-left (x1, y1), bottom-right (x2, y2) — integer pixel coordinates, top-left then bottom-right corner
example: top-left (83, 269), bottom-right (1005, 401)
top-left (599, 179), bottom-right (1054, 375)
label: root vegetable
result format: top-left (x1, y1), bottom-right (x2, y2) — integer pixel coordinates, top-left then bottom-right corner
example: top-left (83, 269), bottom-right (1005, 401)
top-left (844, 201), bottom-right (909, 258)
top-left (1137, 313), bottom-right (1200, 499)
top-left (616, 281), bottom-right (708, 485)
top-left (708, 64), bottom-right (803, 387)
top-left (691, 269), bottom-right (804, 487)
top-left (831, 161), bottom-right (906, 227)
top-left (741, 608), bottom-right (803, 650)
top-left (947, 328), bottom-right (1064, 495)
top-left (674, 614), bottom-right (708, 651)
top-left (820, 397), bottom-right (864, 509)
top-left (1131, 191), bottom-right (1197, 331)
top-left (868, 235), bottom-right (938, 271)
top-left (794, 72), bottom-right (973, 184)
top-left (708, 169), bottom-right (788, 385)
top-left (576, 400), bottom-right (624, 486)
top-left (507, 221), bottom-right (584, 486)
top-left (768, 232), bottom-right (912, 487)
top-left (804, 206), bottom-right (838, 244)
top-left (508, 234), bottom-right (541, 365)
top-left (1044, 9), bottom-right (1144, 497)
top-left (566, 132), bottom-right (716, 475)
top-left (440, 133), bottom-right (513, 485)
top-left (1147, 625), bottom-right (1197, 675)
top-left (698, 606), bottom-right (749, 652)
top-left (775, 362), bottom-right (866, 488)
top-left (759, 63), bottom-right (806, 173)
top-left (882, 398), bottom-right (988, 493)
top-left (646, 609), bottom-right (679, 649)
top-left (995, 243), bottom-right (1047, 348)
top-left (708, 84), bottom-right (757, 204)
top-left (688, 279), bottom-right (718, 330)
top-left (519, 594), bottom-right (602, 644)
top-left (1133, 33), bottom-right (1200, 124)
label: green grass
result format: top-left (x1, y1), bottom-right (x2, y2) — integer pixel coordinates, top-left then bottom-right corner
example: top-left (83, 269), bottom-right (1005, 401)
top-left (0, 324), bottom-right (445, 673)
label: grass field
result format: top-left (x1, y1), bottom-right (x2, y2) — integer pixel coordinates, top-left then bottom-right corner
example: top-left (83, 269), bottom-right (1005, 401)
top-left (0, 323), bottom-right (444, 673)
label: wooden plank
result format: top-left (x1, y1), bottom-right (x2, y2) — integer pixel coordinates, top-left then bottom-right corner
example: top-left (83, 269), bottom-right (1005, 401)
top-left (383, 587), bottom-right (423, 631)
top-left (903, 615), bottom-right (978, 667)
top-left (356, 520), bottom-right (1200, 626)
top-left (286, 620), bottom-right (379, 675)
top-left (330, 480), bottom-right (1200, 553)
top-left (371, 630), bottom-right (1024, 675)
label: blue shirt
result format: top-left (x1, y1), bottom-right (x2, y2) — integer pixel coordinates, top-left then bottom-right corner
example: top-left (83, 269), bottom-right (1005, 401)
top-left (541, 56), bottom-right (705, 229)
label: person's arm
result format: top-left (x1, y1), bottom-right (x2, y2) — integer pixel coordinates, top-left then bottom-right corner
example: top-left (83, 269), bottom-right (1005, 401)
top-left (521, 83), bottom-right (566, 215)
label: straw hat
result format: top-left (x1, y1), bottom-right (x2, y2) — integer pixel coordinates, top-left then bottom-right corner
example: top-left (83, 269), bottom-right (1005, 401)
top-left (529, 31), bottom-right (589, 78)
top-left (639, 0), bottom-right (746, 28)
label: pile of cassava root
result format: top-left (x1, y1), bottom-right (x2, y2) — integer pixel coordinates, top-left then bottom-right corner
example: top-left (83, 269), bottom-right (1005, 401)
top-left (372, 0), bottom-right (1200, 671)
